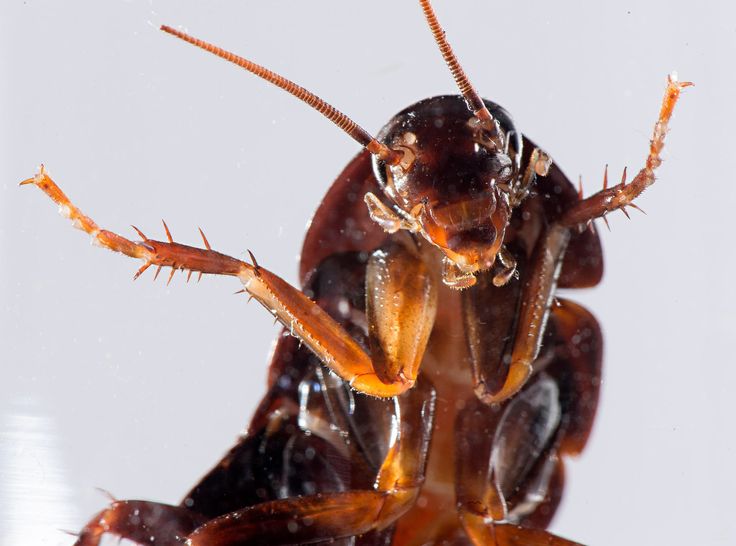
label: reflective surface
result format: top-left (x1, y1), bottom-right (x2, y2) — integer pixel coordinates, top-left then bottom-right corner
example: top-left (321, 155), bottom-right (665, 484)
top-left (0, 397), bottom-right (79, 545)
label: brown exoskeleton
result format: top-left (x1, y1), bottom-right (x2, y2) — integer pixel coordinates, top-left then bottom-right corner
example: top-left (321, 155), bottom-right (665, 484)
top-left (21, 1), bottom-right (689, 544)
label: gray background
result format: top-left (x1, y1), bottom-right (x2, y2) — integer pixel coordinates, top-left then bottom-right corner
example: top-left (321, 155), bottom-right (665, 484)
top-left (1, 1), bottom-right (733, 544)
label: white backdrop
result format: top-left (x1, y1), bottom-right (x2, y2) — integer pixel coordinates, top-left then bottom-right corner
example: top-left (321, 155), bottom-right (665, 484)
top-left (2, 1), bottom-right (733, 545)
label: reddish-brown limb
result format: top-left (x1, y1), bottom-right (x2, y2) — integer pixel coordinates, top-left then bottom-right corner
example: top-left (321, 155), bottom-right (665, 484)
top-left (473, 225), bottom-right (571, 403)
top-left (478, 524), bottom-right (584, 546)
top-left (462, 256), bottom-right (526, 399)
top-left (73, 500), bottom-right (206, 546)
top-left (455, 380), bottom-right (580, 546)
top-left (20, 167), bottom-right (246, 280)
top-left (185, 380), bottom-right (435, 545)
top-left (245, 243), bottom-right (443, 398)
top-left (455, 397), bottom-right (507, 524)
top-left (21, 168), bottom-right (422, 398)
top-left (562, 73), bottom-right (691, 227)
top-left (366, 242), bottom-right (438, 386)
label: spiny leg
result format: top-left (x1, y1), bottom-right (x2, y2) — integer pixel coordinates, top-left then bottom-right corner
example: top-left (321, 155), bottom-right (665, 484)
top-left (185, 379), bottom-right (435, 545)
top-left (562, 73), bottom-right (691, 227)
top-left (21, 168), bottom-right (431, 398)
top-left (470, 69), bottom-right (689, 405)
top-left (20, 166), bottom-right (245, 279)
top-left (244, 240), bottom-right (438, 397)
top-left (73, 500), bottom-right (206, 546)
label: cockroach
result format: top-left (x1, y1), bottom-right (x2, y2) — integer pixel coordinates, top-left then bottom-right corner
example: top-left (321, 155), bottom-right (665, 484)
top-left (20, 1), bottom-right (689, 544)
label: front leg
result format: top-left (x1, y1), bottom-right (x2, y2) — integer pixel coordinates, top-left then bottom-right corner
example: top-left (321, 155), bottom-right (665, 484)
top-left (245, 237), bottom-right (437, 395)
top-left (562, 73), bottom-right (691, 227)
top-left (22, 168), bottom-right (437, 398)
top-left (366, 240), bottom-right (438, 385)
top-left (468, 226), bottom-right (570, 404)
top-left (468, 74), bottom-right (689, 404)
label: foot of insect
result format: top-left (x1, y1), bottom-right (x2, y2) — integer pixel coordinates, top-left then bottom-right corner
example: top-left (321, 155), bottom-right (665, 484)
top-left (73, 500), bottom-right (206, 546)
top-left (561, 73), bottom-right (691, 228)
top-left (20, 169), bottom-right (438, 399)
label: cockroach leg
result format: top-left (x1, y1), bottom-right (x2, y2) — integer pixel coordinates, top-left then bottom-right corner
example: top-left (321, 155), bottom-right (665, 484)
top-left (482, 524), bottom-right (584, 546)
top-left (454, 398), bottom-right (507, 524)
top-left (455, 383), bottom-right (582, 546)
top-left (561, 73), bottom-right (691, 227)
top-left (185, 380), bottom-right (435, 545)
top-left (242, 248), bottom-right (437, 397)
top-left (473, 226), bottom-right (570, 404)
top-left (73, 500), bottom-right (206, 546)
top-left (366, 242), bottom-right (438, 386)
top-left (20, 167), bottom-right (246, 279)
top-left (462, 263), bottom-right (523, 403)
top-left (22, 169), bottom-right (435, 399)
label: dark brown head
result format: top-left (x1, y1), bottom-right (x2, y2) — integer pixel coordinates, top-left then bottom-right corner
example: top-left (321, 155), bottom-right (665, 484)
top-left (372, 96), bottom-right (522, 286)
top-left (162, 1), bottom-right (539, 288)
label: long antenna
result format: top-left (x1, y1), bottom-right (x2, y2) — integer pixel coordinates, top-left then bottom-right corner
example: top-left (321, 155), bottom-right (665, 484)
top-left (160, 25), bottom-right (401, 164)
top-left (418, 0), bottom-right (504, 148)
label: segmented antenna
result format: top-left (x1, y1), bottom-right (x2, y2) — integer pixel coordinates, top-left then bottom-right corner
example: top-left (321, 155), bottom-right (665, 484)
top-left (160, 25), bottom-right (400, 164)
top-left (418, 0), bottom-right (503, 147)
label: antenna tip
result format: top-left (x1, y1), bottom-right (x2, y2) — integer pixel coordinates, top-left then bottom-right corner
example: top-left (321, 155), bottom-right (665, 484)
top-left (160, 25), bottom-right (177, 36)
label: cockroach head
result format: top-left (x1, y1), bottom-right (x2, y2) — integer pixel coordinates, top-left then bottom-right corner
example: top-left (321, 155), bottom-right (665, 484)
top-left (372, 96), bottom-right (523, 286)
